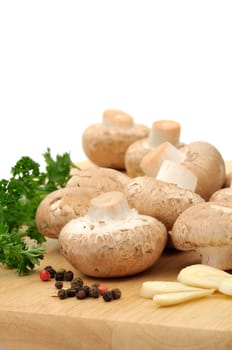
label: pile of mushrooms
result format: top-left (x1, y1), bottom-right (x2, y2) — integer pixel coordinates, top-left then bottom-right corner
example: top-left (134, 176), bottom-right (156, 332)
top-left (35, 112), bottom-right (232, 277)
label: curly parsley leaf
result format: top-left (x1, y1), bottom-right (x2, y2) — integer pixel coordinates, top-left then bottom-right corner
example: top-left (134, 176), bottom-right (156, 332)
top-left (0, 148), bottom-right (79, 275)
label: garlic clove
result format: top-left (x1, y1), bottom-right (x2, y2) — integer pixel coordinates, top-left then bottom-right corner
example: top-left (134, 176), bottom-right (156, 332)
top-left (139, 280), bottom-right (208, 299)
top-left (218, 278), bottom-right (232, 296)
top-left (153, 289), bottom-right (215, 307)
top-left (177, 264), bottom-right (232, 290)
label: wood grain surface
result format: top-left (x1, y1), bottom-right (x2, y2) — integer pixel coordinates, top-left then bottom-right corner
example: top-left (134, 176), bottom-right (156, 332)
top-left (1, 160), bottom-right (232, 350)
top-left (1, 238), bottom-right (232, 350)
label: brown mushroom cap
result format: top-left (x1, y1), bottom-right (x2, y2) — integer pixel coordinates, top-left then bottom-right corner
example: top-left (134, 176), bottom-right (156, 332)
top-left (58, 191), bottom-right (167, 277)
top-left (66, 166), bottom-right (130, 192)
top-left (35, 187), bottom-right (101, 239)
top-left (123, 176), bottom-right (204, 230)
top-left (170, 202), bottom-right (232, 270)
top-left (82, 110), bottom-right (149, 169)
top-left (124, 139), bottom-right (150, 177)
top-left (209, 187), bottom-right (232, 204)
top-left (181, 141), bottom-right (226, 200)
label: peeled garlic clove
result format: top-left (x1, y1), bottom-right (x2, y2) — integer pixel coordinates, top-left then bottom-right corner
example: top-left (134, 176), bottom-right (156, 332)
top-left (153, 289), bottom-right (215, 307)
top-left (177, 264), bottom-right (232, 289)
top-left (139, 280), bottom-right (207, 299)
top-left (218, 278), bottom-right (232, 296)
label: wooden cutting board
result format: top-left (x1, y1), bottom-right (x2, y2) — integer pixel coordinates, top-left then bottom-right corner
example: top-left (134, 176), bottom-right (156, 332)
top-left (1, 161), bottom-right (232, 350)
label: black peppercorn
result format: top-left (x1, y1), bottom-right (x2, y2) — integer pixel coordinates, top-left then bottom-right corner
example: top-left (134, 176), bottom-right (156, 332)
top-left (76, 288), bottom-right (87, 299)
top-left (66, 288), bottom-right (76, 298)
top-left (55, 281), bottom-right (63, 289)
top-left (44, 265), bottom-right (56, 278)
top-left (82, 285), bottom-right (90, 297)
top-left (111, 288), bottom-right (122, 300)
top-left (71, 277), bottom-right (84, 290)
top-left (55, 271), bottom-right (65, 281)
top-left (89, 286), bottom-right (100, 298)
top-left (102, 291), bottom-right (113, 302)
top-left (57, 289), bottom-right (67, 299)
top-left (64, 270), bottom-right (74, 281)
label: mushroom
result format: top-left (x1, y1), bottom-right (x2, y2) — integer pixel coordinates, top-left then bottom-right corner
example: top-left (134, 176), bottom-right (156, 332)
top-left (181, 141), bottom-right (226, 200)
top-left (209, 187), bottom-right (232, 205)
top-left (140, 141), bottom-right (186, 178)
top-left (125, 120), bottom-right (182, 177)
top-left (170, 202), bottom-right (232, 270)
top-left (66, 166), bottom-right (130, 192)
top-left (58, 191), bottom-right (167, 277)
top-left (82, 109), bottom-right (149, 170)
top-left (36, 187), bottom-right (101, 239)
top-left (123, 176), bottom-right (204, 231)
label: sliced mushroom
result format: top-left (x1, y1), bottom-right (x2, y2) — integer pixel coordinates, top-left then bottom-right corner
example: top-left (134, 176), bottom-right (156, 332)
top-left (58, 191), bottom-right (167, 277)
top-left (82, 109), bottom-right (149, 170)
top-left (170, 202), bottom-right (232, 270)
top-left (66, 166), bottom-right (130, 192)
top-left (35, 187), bottom-right (101, 239)
top-left (181, 141), bottom-right (226, 200)
top-left (123, 176), bottom-right (204, 231)
top-left (125, 120), bottom-right (182, 177)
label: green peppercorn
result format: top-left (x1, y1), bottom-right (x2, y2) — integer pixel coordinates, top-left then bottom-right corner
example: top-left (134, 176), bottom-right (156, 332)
top-left (57, 289), bottom-right (67, 299)
top-left (102, 291), bottom-right (113, 302)
top-left (64, 270), bottom-right (74, 281)
top-left (71, 277), bottom-right (84, 290)
top-left (76, 288), bottom-right (87, 299)
top-left (55, 281), bottom-right (63, 289)
top-left (111, 288), bottom-right (122, 300)
top-left (44, 265), bottom-right (56, 278)
top-left (66, 288), bottom-right (76, 298)
top-left (89, 286), bottom-right (100, 298)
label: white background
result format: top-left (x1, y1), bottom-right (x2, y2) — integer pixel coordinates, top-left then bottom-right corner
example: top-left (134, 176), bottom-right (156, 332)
top-left (0, 0), bottom-right (232, 179)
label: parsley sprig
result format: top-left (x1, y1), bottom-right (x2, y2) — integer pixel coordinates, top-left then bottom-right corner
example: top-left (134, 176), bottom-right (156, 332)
top-left (0, 148), bottom-right (78, 275)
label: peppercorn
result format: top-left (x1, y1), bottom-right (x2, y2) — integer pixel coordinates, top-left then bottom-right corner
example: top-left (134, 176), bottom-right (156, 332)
top-left (64, 270), bottom-right (74, 281)
top-left (76, 288), bottom-right (87, 299)
top-left (89, 286), bottom-right (100, 298)
top-left (102, 291), bottom-right (113, 302)
top-left (55, 271), bottom-right (65, 281)
top-left (71, 277), bottom-right (84, 290)
top-left (44, 265), bottom-right (56, 278)
top-left (111, 288), bottom-right (122, 300)
top-left (57, 289), bottom-right (67, 299)
top-left (82, 285), bottom-right (90, 297)
top-left (66, 288), bottom-right (76, 298)
top-left (55, 281), bottom-right (63, 289)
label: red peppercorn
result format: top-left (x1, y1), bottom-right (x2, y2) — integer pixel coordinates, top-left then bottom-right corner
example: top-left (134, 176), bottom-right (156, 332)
top-left (98, 284), bottom-right (108, 296)
top-left (39, 269), bottom-right (51, 281)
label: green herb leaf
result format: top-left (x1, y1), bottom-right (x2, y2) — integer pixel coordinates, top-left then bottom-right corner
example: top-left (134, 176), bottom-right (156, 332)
top-left (0, 149), bottom-right (78, 275)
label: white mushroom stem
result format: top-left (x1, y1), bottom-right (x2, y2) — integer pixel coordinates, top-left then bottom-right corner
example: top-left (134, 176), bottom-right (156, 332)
top-left (102, 109), bottom-right (134, 129)
top-left (156, 160), bottom-right (198, 192)
top-left (86, 191), bottom-right (135, 222)
top-left (140, 142), bottom-right (185, 177)
top-left (197, 245), bottom-right (232, 271)
top-left (147, 120), bottom-right (181, 148)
